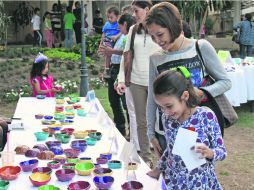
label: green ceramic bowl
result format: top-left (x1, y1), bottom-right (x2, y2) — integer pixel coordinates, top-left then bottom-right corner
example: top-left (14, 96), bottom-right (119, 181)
top-left (38, 185), bottom-right (60, 190)
top-left (75, 162), bottom-right (94, 176)
top-left (59, 134), bottom-right (71, 144)
top-left (85, 138), bottom-right (97, 146)
top-left (0, 180), bottom-right (9, 190)
top-left (67, 157), bottom-right (80, 164)
top-left (34, 132), bottom-right (49, 141)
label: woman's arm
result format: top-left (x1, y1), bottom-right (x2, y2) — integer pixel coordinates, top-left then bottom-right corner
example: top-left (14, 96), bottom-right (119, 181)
top-left (199, 39), bottom-right (232, 97)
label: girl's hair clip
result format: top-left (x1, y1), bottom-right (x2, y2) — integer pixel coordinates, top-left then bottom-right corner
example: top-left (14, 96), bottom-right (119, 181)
top-left (34, 52), bottom-right (48, 64)
top-left (171, 66), bottom-right (191, 79)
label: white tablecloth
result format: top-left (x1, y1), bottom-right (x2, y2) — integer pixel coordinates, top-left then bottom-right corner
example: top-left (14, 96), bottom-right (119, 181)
top-left (3, 97), bottom-right (160, 190)
top-left (225, 65), bottom-right (254, 106)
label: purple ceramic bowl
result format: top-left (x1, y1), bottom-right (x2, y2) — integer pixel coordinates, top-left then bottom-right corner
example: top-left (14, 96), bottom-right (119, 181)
top-left (93, 176), bottom-right (114, 189)
top-left (33, 144), bottom-right (48, 152)
top-left (93, 168), bottom-right (112, 176)
top-left (54, 156), bottom-right (66, 165)
top-left (121, 181), bottom-right (143, 190)
top-left (32, 167), bottom-right (52, 175)
top-left (70, 143), bottom-right (87, 153)
top-left (50, 146), bottom-right (64, 155)
top-left (96, 157), bottom-right (108, 164)
top-left (46, 141), bottom-right (61, 149)
top-left (19, 159), bottom-right (39, 172)
top-left (68, 181), bottom-right (91, 190)
top-left (55, 169), bottom-right (75, 182)
top-left (35, 114), bottom-right (44, 119)
top-left (100, 153), bottom-right (112, 160)
top-left (47, 161), bottom-right (61, 169)
top-left (71, 140), bottom-right (86, 146)
top-left (25, 148), bottom-right (40, 158)
top-left (64, 148), bottom-right (80, 158)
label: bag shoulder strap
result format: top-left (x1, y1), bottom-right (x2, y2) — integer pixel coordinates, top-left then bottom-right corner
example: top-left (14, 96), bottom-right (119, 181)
top-left (129, 24), bottom-right (138, 52)
top-left (195, 40), bottom-right (206, 78)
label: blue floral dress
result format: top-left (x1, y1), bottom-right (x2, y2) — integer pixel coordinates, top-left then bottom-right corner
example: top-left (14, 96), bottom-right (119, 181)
top-left (158, 107), bottom-right (226, 190)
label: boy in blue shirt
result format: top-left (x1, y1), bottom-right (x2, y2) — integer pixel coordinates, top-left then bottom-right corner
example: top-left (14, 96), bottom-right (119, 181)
top-left (100, 6), bottom-right (121, 79)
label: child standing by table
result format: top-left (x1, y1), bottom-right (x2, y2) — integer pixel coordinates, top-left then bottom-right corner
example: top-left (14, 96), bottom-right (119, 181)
top-left (43, 11), bottom-right (53, 48)
top-left (147, 68), bottom-right (227, 189)
top-left (30, 53), bottom-right (60, 97)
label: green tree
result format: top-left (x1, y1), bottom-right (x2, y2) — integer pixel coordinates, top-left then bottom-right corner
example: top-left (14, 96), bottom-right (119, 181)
top-left (0, 0), bottom-right (11, 48)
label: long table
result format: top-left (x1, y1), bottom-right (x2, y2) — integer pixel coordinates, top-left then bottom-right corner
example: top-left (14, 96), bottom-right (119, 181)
top-left (3, 97), bottom-right (160, 189)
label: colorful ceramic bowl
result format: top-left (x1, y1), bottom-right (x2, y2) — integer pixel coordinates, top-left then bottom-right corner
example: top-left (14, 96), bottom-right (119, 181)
top-left (93, 168), bottom-right (112, 176)
top-left (25, 148), bottom-right (40, 157)
top-left (77, 109), bottom-right (87, 117)
top-left (64, 148), bottom-right (80, 158)
top-left (71, 141), bottom-right (87, 152)
top-left (47, 161), bottom-right (61, 169)
top-left (41, 120), bottom-right (56, 125)
top-left (60, 119), bottom-right (74, 125)
top-left (55, 99), bottom-right (65, 105)
top-left (93, 176), bottom-right (114, 189)
top-left (100, 152), bottom-right (112, 160)
top-left (48, 123), bottom-right (62, 131)
top-left (29, 172), bottom-right (51, 187)
top-left (38, 185), bottom-right (60, 190)
top-left (68, 181), bottom-right (91, 190)
top-left (73, 104), bottom-right (82, 109)
top-left (44, 115), bottom-right (54, 120)
top-left (75, 162), bottom-right (94, 176)
top-left (33, 144), bottom-right (48, 152)
top-left (42, 128), bottom-right (56, 137)
top-left (35, 114), bottom-right (44, 119)
top-left (0, 166), bottom-right (21, 180)
top-left (73, 131), bottom-right (88, 139)
top-left (61, 128), bottom-right (74, 135)
top-left (50, 146), bottom-right (63, 155)
top-left (46, 141), bottom-right (61, 149)
top-left (55, 106), bottom-right (64, 113)
top-left (59, 134), bottom-right (71, 144)
top-left (79, 157), bottom-right (92, 163)
top-left (65, 105), bottom-right (74, 110)
top-left (96, 157), bottom-right (108, 164)
top-left (85, 138), bottom-right (97, 146)
top-left (0, 180), bottom-right (9, 190)
top-left (34, 132), bottom-right (49, 141)
top-left (54, 114), bottom-right (65, 120)
top-left (62, 163), bottom-right (76, 170)
top-left (55, 169), bottom-right (75, 182)
top-left (108, 160), bottom-right (122, 169)
top-left (66, 157), bottom-right (80, 164)
top-left (32, 167), bottom-right (52, 175)
top-left (88, 132), bottom-right (102, 141)
top-left (19, 159), bottom-right (39, 172)
top-left (53, 156), bottom-right (66, 165)
top-left (128, 162), bottom-right (138, 170)
top-left (36, 95), bottom-right (46, 99)
top-left (86, 129), bottom-right (97, 134)
top-left (121, 181), bottom-right (143, 190)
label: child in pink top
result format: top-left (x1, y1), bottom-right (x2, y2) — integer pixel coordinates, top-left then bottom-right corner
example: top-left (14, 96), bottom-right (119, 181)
top-left (30, 53), bottom-right (60, 97)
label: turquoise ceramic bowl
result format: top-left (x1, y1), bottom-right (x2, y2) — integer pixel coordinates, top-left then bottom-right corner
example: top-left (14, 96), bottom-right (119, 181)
top-left (85, 138), bottom-right (97, 146)
top-left (0, 180), bottom-right (9, 190)
top-left (108, 160), bottom-right (122, 169)
top-left (34, 132), bottom-right (49, 141)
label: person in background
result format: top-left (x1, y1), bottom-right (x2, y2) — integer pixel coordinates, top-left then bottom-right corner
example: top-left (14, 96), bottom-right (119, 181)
top-left (31, 8), bottom-right (42, 47)
top-left (98, 13), bottom-right (135, 137)
top-left (146, 2), bottom-right (231, 158)
top-left (0, 118), bottom-right (9, 151)
top-left (122, 5), bottom-right (133, 15)
top-left (51, 3), bottom-right (62, 48)
top-left (116, 0), bottom-right (161, 167)
top-left (233, 13), bottom-right (254, 59)
top-left (73, 1), bottom-right (81, 44)
top-left (93, 10), bottom-right (104, 34)
top-left (30, 53), bottom-right (60, 97)
top-left (64, 6), bottom-right (76, 48)
top-left (43, 11), bottom-right (53, 48)
top-left (147, 69), bottom-right (226, 189)
top-left (100, 6), bottom-right (121, 79)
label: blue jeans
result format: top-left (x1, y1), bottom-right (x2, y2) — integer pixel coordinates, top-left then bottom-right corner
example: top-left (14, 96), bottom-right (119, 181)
top-left (65, 29), bottom-right (73, 48)
top-left (239, 44), bottom-right (253, 59)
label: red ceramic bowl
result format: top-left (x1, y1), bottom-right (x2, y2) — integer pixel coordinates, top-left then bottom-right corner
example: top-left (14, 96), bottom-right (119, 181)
top-left (68, 181), bottom-right (91, 190)
top-left (61, 128), bottom-right (75, 135)
top-left (29, 172), bottom-right (51, 187)
top-left (121, 181), bottom-right (143, 190)
top-left (55, 168), bottom-right (75, 182)
top-left (32, 167), bottom-right (52, 175)
top-left (0, 166), bottom-right (21, 180)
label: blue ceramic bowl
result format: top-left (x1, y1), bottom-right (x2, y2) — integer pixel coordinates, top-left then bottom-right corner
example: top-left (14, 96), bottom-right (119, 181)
top-left (46, 141), bottom-right (61, 149)
top-left (60, 119), bottom-right (74, 125)
top-left (79, 157), bottom-right (92, 163)
top-left (19, 159), bottom-right (39, 172)
top-left (50, 146), bottom-right (64, 155)
top-left (34, 132), bottom-right (49, 141)
top-left (100, 153), bottom-right (112, 160)
top-left (71, 144), bottom-right (87, 152)
top-left (36, 95), bottom-right (46, 99)
top-left (44, 115), bottom-right (53, 120)
top-left (93, 176), bottom-right (114, 189)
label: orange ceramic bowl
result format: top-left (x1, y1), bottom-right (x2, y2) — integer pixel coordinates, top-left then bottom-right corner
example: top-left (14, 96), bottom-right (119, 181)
top-left (0, 166), bottom-right (21, 180)
top-left (29, 172), bottom-right (51, 187)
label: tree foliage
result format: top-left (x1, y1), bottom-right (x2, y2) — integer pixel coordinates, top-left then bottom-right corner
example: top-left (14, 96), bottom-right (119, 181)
top-left (0, 0), bottom-right (12, 47)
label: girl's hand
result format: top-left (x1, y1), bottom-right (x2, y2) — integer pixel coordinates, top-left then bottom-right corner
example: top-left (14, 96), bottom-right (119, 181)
top-left (146, 167), bottom-right (161, 180)
top-left (116, 83), bottom-right (126, 95)
top-left (194, 87), bottom-right (207, 100)
top-left (192, 143), bottom-right (214, 159)
top-left (98, 45), bottom-right (113, 56)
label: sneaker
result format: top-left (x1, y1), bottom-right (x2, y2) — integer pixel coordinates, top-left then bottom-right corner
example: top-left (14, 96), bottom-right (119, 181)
top-left (103, 68), bottom-right (111, 79)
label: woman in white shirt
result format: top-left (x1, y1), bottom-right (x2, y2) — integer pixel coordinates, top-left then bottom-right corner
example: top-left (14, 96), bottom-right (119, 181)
top-left (31, 8), bottom-right (42, 47)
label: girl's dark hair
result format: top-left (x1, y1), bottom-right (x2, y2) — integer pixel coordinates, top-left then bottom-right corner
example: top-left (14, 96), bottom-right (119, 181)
top-left (34, 8), bottom-right (40, 14)
top-left (30, 59), bottom-right (48, 80)
top-left (43, 11), bottom-right (51, 22)
top-left (66, 6), bottom-right (72, 13)
top-left (153, 70), bottom-right (199, 108)
top-left (131, 0), bottom-right (153, 34)
top-left (245, 13), bottom-right (252, 28)
top-left (146, 2), bottom-right (182, 43)
top-left (118, 13), bottom-right (135, 33)
top-left (107, 6), bottom-right (120, 16)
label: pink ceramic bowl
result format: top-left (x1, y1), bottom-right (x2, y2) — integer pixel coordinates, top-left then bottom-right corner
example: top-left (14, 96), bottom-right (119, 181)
top-left (55, 169), bottom-right (75, 182)
top-left (68, 181), bottom-right (91, 190)
top-left (0, 166), bottom-right (21, 180)
top-left (121, 181), bottom-right (143, 190)
top-left (47, 161), bottom-right (61, 169)
top-left (93, 168), bottom-right (112, 176)
top-left (64, 148), bottom-right (80, 158)
top-left (29, 172), bottom-right (51, 187)
top-left (61, 128), bottom-right (75, 135)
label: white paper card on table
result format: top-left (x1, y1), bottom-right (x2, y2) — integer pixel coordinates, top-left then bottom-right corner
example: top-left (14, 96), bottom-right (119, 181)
top-left (8, 122), bottom-right (24, 130)
top-left (172, 127), bottom-right (206, 171)
top-left (86, 90), bottom-right (96, 102)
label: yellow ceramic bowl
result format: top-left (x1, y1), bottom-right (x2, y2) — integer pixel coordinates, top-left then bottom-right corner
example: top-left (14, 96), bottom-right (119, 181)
top-left (29, 172), bottom-right (51, 187)
top-left (73, 131), bottom-right (88, 139)
top-left (75, 162), bottom-right (94, 176)
top-left (56, 99), bottom-right (65, 105)
top-left (127, 163), bottom-right (138, 170)
top-left (65, 112), bottom-right (75, 117)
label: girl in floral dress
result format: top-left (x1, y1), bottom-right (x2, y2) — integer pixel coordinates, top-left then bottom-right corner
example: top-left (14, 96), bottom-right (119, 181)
top-left (147, 68), bottom-right (226, 189)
